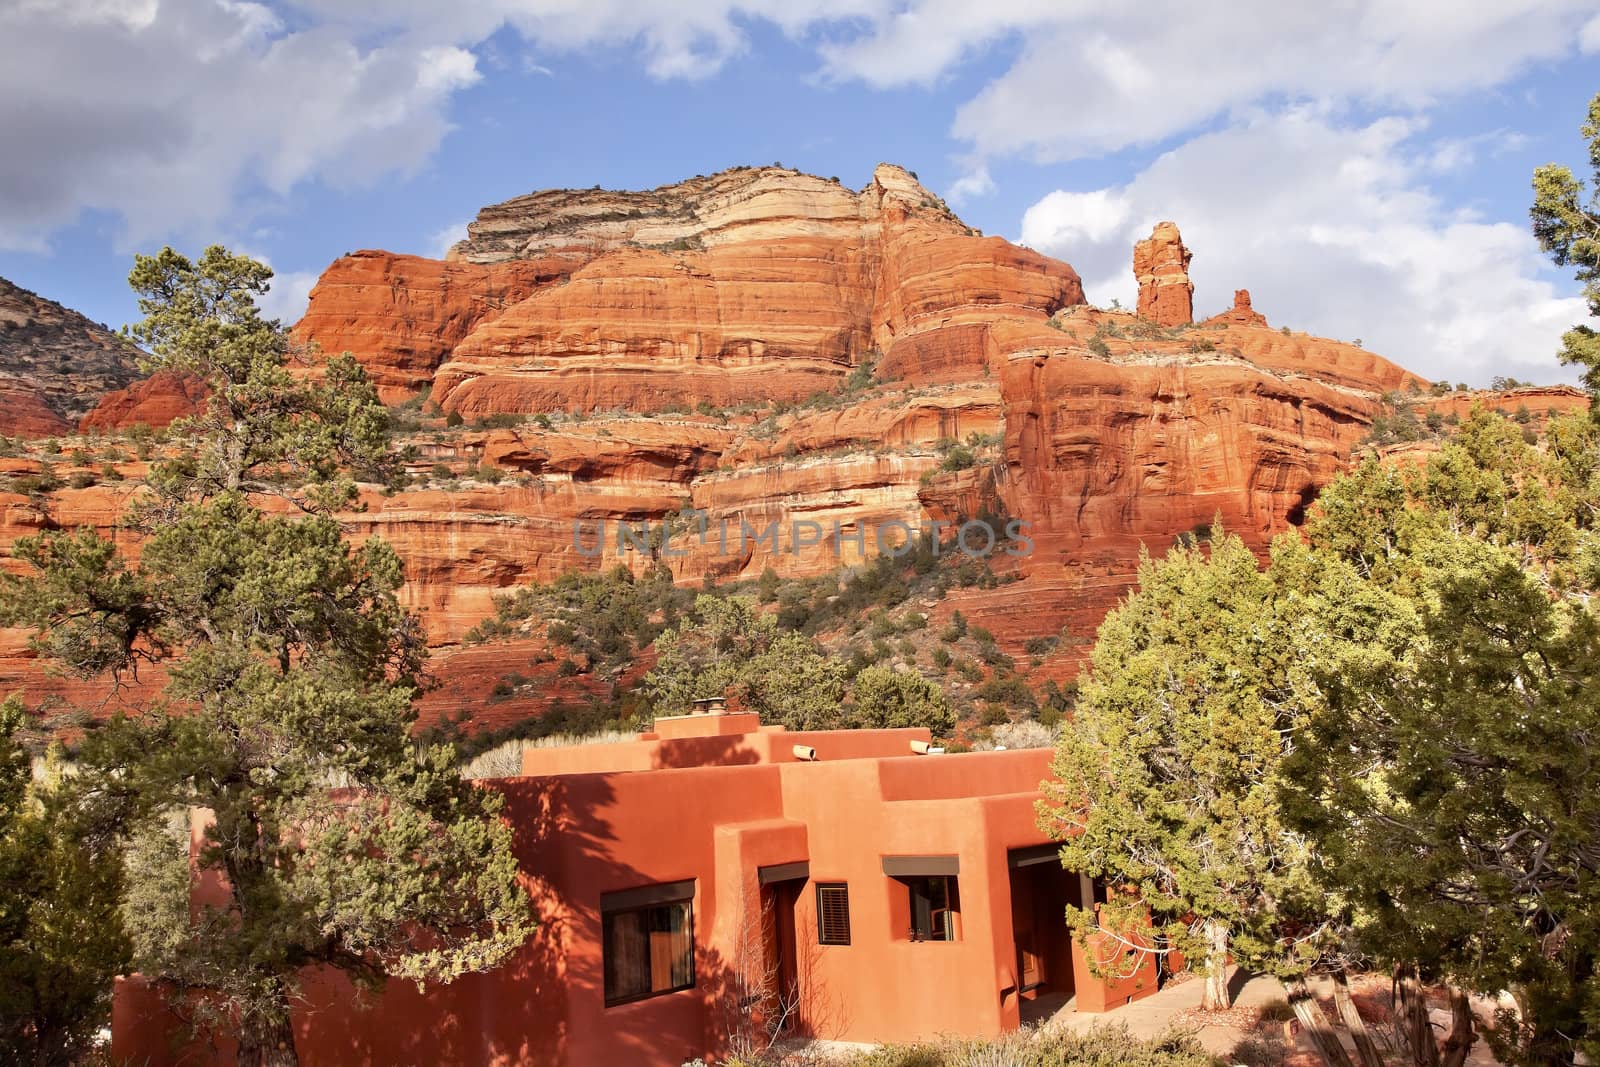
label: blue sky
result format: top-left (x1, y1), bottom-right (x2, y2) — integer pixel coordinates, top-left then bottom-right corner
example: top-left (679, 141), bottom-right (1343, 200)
top-left (1, 1), bottom-right (1597, 385)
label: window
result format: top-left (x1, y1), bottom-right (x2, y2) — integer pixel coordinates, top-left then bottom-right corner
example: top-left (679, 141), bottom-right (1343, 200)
top-left (904, 875), bottom-right (959, 942)
top-left (816, 883), bottom-right (851, 946)
top-left (602, 881), bottom-right (695, 1006)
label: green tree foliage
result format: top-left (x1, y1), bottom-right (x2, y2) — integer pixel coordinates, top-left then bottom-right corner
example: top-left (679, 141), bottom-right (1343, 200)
top-left (1039, 533), bottom-right (1329, 1011)
top-left (470, 563), bottom-right (691, 672)
top-left (1281, 411), bottom-right (1600, 1067)
top-left (846, 665), bottom-right (955, 734)
top-left (647, 595), bottom-right (848, 729)
top-left (1530, 91), bottom-right (1600, 394)
top-left (0, 249), bottom-right (532, 1067)
top-left (125, 246), bottom-right (404, 508)
top-left (0, 698), bottom-right (130, 1067)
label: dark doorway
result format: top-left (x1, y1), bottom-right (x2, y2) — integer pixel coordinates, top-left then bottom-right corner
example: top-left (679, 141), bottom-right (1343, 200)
top-left (1007, 846), bottom-right (1083, 1022)
top-left (758, 877), bottom-right (803, 1035)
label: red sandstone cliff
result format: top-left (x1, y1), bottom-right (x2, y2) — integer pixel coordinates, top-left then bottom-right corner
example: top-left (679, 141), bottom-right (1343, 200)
top-left (6, 164), bottom-right (1566, 736)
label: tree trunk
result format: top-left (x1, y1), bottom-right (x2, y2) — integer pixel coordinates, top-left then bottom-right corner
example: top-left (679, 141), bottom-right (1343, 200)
top-left (236, 1010), bottom-right (298, 1067)
top-left (1332, 970), bottom-right (1386, 1067)
top-left (1291, 986), bottom-right (1357, 1067)
top-left (1393, 963), bottom-right (1441, 1067)
top-left (1438, 987), bottom-right (1477, 1067)
top-left (1199, 921), bottom-right (1232, 1011)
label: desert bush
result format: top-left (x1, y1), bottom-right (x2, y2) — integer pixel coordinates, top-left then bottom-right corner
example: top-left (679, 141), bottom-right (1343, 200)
top-left (972, 719), bottom-right (1058, 750)
top-left (1023, 635), bottom-right (1059, 657)
top-left (838, 1024), bottom-right (1215, 1067)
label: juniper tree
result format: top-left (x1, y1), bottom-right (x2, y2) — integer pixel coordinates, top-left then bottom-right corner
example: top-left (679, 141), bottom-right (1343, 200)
top-left (0, 248), bottom-right (531, 1067)
top-left (1283, 413), bottom-right (1600, 1067)
top-left (846, 665), bottom-right (955, 735)
top-left (0, 697), bottom-right (129, 1067)
top-left (647, 594), bottom-right (848, 729)
top-left (1039, 532), bottom-right (1333, 1011)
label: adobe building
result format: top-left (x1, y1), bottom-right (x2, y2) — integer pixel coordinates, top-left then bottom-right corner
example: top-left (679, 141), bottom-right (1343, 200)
top-left (113, 705), bottom-right (1159, 1066)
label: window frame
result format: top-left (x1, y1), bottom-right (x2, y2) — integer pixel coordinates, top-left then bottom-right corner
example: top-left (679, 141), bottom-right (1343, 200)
top-left (901, 874), bottom-right (960, 943)
top-left (601, 882), bottom-right (697, 1008)
top-left (815, 882), bottom-right (852, 946)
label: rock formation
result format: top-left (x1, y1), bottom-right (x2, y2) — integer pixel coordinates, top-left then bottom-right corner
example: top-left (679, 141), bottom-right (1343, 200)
top-left (291, 251), bottom-right (580, 403)
top-left (79, 370), bottom-right (207, 432)
top-left (1207, 289), bottom-right (1267, 327)
top-left (291, 165), bottom-right (1084, 418)
top-left (1133, 221), bottom-right (1194, 327)
top-left (0, 275), bottom-right (142, 436)
top-left (1, 163), bottom-right (1513, 738)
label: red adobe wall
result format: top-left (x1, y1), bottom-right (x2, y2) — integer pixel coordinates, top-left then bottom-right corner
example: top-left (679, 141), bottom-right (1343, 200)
top-left (113, 732), bottom-right (1158, 1066)
top-left (518, 721), bottom-right (932, 777)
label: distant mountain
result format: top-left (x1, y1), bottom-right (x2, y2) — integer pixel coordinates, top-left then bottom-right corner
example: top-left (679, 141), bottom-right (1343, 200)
top-left (0, 276), bottom-right (141, 436)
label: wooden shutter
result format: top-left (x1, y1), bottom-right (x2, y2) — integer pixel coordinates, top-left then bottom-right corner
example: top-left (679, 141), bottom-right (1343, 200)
top-left (816, 883), bottom-right (851, 946)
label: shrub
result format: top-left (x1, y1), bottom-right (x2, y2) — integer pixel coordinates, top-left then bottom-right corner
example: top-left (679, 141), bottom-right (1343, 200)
top-left (840, 1024), bottom-right (1214, 1066)
top-left (939, 611), bottom-right (967, 643)
top-left (445, 410), bottom-right (464, 427)
top-left (974, 674), bottom-right (1036, 709)
top-left (979, 704), bottom-right (1009, 726)
top-left (930, 646), bottom-right (952, 670)
top-left (1023, 635), bottom-right (1059, 657)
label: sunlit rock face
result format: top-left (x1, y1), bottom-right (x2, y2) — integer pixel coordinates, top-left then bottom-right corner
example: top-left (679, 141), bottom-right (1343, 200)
top-left (14, 164), bottom-right (1479, 734)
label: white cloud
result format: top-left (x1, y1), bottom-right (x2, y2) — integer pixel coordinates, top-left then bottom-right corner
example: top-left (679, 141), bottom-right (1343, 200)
top-left (1020, 189), bottom-right (1133, 248)
top-left (258, 269), bottom-right (318, 325)
top-left (1017, 109), bottom-right (1586, 385)
top-left (0, 0), bottom-right (479, 250)
top-left (945, 165), bottom-right (994, 206)
top-left (1581, 13), bottom-right (1600, 52)
top-left (427, 220), bottom-right (473, 259)
top-left (815, 1), bottom-right (1599, 161)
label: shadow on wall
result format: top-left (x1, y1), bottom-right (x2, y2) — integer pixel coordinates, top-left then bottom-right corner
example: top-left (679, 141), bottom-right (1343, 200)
top-left (652, 735), bottom-right (761, 770)
top-left (296, 772), bottom-right (655, 1065)
top-left (118, 774), bottom-right (661, 1066)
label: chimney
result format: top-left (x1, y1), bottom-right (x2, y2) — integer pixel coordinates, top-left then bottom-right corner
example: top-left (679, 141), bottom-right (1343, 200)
top-left (690, 695), bottom-right (728, 717)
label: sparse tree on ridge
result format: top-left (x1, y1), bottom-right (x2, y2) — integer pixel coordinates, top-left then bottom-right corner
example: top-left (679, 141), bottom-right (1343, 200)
top-left (1531, 90), bottom-right (1600, 398)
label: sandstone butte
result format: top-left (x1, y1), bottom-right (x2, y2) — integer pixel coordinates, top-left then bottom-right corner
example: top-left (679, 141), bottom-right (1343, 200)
top-left (7, 164), bottom-right (1584, 735)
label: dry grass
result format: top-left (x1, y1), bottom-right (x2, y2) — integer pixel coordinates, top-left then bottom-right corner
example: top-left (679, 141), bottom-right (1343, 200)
top-left (459, 728), bottom-right (639, 779)
top-left (970, 720), bottom-right (1059, 751)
